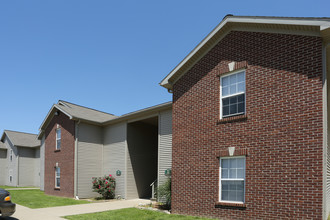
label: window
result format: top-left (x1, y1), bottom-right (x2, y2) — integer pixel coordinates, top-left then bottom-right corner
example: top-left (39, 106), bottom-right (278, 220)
top-left (10, 150), bottom-right (13, 161)
top-left (219, 157), bottom-right (245, 203)
top-left (9, 169), bottom-right (13, 183)
top-left (55, 166), bottom-right (60, 188)
top-left (220, 71), bottom-right (245, 118)
top-left (56, 128), bottom-right (61, 150)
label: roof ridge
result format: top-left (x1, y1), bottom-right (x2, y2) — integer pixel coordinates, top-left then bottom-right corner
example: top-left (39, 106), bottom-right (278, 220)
top-left (4, 130), bottom-right (38, 136)
top-left (58, 100), bottom-right (117, 117)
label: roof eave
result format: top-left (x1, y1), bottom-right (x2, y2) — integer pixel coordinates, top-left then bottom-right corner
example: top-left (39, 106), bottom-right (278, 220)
top-left (0, 131), bottom-right (6, 142)
top-left (103, 102), bottom-right (172, 126)
top-left (38, 104), bottom-right (73, 139)
top-left (160, 16), bottom-right (330, 89)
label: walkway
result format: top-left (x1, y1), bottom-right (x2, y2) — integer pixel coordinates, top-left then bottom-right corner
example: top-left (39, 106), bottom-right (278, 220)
top-left (9, 199), bottom-right (151, 220)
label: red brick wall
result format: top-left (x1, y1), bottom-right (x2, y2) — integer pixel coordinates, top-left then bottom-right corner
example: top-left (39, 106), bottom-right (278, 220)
top-left (172, 31), bottom-right (323, 219)
top-left (44, 111), bottom-right (75, 198)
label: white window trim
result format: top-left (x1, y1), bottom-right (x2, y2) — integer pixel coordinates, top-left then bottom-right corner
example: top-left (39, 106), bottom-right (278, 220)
top-left (219, 156), bottom-right (246, 204)
top-left (220, 69), bottom-right (246, 119)
top-left (56, 128), bottom-right (61, 150)
top-left (55, 166), bottom-right (60, 188)
top-left (10, 150), bottom-right (13, 162)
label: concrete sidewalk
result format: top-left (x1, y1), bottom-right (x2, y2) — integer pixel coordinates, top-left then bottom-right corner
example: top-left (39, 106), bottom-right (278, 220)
top-left (8, 199), bottom-right (151, 220)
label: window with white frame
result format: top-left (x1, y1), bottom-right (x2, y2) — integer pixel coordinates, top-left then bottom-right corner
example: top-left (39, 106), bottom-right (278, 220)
top-left (220, 71), bottom-right (245, 118)
top-left (56, 128), bottom-right (61, 150)
top-left (10, 150), bottom-right (13, 162)
top-left (219, 157), bottom-right (245, 203)
top-left (55, 166), bottom-right (60, 188)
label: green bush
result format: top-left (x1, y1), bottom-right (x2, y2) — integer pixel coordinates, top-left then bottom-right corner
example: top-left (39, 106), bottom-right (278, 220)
top-left (157, 178), bottom-right (171, 209)
top-left (92, 174), bottom-right (116, 199)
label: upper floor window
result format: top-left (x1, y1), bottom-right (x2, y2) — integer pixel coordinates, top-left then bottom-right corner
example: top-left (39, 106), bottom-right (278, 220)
top-left (55, 166), bottom-right (60, 188)
top-left (220, 71), bottom-right (245, 118)
top-left (220, 157), bottom-right (245, 203)
top-left (56, 128), bottom-right (61, 150)
top-left (10, 150), bottom-right (13, 161)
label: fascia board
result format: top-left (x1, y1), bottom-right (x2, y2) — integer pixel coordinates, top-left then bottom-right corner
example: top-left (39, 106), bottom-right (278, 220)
top-left (160, 17), bottom-right (330, 89)
top-left (159, 17), bottom-right (229, 88)
top-left (227, 17), bottom-right (330, 27)
top-left (54, 105), bottom-right (73, 119)
top-left (0, 132), bottom-right (6, 142)
top-left (38, 105), bottom-right (73, 132)
top-left (103, 102), bottom-right (172, 126)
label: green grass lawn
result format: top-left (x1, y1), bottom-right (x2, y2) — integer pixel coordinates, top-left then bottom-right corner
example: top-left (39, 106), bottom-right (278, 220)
top-left (8, 189), bottom-right (90, 208)
top-left (65, 208), bottom-right (214, 220)
top-left (0, 185), bottom-right (37, 189)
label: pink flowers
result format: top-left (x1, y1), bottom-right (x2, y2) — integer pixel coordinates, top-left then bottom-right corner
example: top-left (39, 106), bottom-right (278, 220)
top-left (92, 174), bottom-right (116, 199)
top-left (109, 174), bottom-right (112, 177)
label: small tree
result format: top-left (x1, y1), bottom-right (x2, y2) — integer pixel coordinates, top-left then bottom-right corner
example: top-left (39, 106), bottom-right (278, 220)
top-left (158, 178), bottom-right (171, 209)
top-left (92, 174), bottom-right (116, 199)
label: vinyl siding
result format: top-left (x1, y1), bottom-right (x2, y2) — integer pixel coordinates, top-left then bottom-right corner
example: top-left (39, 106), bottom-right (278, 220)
top-left (77, 122), bottom-right (103, 198)
top-left (327, 131), bottom-right (330, 219)
top-left (3, 136), bottom-right (18, 186)
top-left (326, 68), bottom-right (330, 219)
top-left (40, 135), bottom-right (45, 190)
top-left (34, 148), bottom-right (40, 187)
top-left (18, 147), bottom-right (36, 186)
top-left (0, 149), bottom-right (7, 185)
top-left (158, 109), bottom-right (172, 191)
top-left (103, 123), bottom-right (127, 199)
top-left (126, 140), bottom-right (137, 199)
top-left (126, 121), bottom-right (158, 199)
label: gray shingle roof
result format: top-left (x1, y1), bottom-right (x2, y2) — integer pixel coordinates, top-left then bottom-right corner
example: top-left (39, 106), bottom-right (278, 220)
top-left (0, 142), bottom-right (6, 150)
top-left (3, 130), bottom-right (40, 148)
top-left (56, 100), bottom-right (117, 124)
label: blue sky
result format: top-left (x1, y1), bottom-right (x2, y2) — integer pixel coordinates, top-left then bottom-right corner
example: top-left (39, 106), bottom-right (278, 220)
top-left (0, 0), bottom-right (329, 134)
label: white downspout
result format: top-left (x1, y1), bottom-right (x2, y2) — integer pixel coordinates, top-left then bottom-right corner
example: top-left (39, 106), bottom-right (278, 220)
top-left (322, 42), bottom-right (329, 220)
top-left (16, 147), bottom-right (19, 187)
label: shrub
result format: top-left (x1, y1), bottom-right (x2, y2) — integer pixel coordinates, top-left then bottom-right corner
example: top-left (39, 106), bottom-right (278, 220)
top-left (157, 178), bottom-right (171, 209)
top-left (92, 174), bottom-right (116, 199)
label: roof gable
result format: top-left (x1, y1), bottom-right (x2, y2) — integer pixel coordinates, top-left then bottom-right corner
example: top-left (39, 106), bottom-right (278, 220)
top-left (160, 15), bottom-right (330, 89)
top-left (1, 130), bottom-right (40, 148)
top-left (38, 100), bottom-right (117, 139)
top-left (57, 101), bottom-right (117, 123)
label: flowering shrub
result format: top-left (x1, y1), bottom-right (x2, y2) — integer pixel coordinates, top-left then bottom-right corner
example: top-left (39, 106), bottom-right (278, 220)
top-left (92, 174), bottom-right (116, 199)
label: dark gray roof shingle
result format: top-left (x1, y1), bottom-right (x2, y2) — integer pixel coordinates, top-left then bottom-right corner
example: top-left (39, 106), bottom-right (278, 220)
top-left (56, 100), bottom-right (117, 124)
top-left (3, 130), bottom-right (40, 148)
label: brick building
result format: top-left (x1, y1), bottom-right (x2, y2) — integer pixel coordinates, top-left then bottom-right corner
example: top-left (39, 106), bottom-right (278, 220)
top-left (160, 16), bottom-right (330, 219)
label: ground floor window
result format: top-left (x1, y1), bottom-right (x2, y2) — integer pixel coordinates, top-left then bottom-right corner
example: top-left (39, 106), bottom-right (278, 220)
top-left (219, 156), bottom-right (245, 203)
top-left (55, 166), bottom-right (60, 188)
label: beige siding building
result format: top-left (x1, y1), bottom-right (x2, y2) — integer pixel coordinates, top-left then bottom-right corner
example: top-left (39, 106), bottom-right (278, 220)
top-left (0, 130), bottom-right (40, 187)
top-left (38, 100), bottom-right (172, 199)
